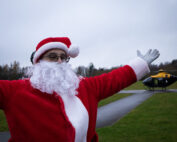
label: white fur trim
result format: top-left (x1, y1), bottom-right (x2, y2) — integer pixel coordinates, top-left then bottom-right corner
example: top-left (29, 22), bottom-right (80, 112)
top-left (33, 42), bottom-right (69, 63)
top-left (128, 57), bottom-right (150, 80)
top-left (68, 46), bottom-right (79, 58)
top-left (60, 95), bottom-right (89, 142)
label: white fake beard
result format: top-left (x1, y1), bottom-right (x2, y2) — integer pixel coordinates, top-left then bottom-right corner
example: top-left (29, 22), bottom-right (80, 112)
top-left (28, 61), bottom-right (80, 96)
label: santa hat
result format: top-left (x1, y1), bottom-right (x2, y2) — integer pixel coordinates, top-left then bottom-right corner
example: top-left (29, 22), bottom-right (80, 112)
top-left (32, 37), bottom-right (79, 64)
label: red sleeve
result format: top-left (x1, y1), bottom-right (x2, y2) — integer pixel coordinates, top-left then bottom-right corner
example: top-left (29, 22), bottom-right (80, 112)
top-left (84, 65), bottom-right (137, 101)
top-left (0, 80), bottom-right (12, 109)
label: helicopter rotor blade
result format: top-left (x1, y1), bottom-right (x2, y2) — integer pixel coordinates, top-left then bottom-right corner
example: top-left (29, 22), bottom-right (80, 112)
top-left (151, 70), bottom-right (177, 73)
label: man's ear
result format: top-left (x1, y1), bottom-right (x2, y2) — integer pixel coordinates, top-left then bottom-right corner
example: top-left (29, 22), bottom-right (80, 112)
top-left (30, 51), bottom-right (36, 64)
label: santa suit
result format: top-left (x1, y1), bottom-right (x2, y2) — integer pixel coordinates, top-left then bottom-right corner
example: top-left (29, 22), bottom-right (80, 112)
top-left (0, 57), bottom-right (149, 142)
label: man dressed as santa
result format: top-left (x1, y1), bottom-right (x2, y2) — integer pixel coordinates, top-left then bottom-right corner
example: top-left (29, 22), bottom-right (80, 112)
top-left (0, 37), bottom-right (159, 142)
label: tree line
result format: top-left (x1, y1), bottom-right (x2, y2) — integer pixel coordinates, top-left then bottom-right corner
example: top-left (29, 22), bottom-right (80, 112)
top-left (76, 59), bottom-right (177, 78)
top-left (0, 59), bottom-right (177, 80)
top-left (0, 61), bottom-right (26, 80)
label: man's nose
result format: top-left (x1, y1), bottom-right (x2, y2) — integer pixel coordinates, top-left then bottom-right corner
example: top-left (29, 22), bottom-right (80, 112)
top-left (57, 57), bottom-right (62, 63)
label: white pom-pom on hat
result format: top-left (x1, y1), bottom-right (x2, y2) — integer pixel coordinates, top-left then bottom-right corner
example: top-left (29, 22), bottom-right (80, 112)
top-left (68, 46), bottom-right (79, 58)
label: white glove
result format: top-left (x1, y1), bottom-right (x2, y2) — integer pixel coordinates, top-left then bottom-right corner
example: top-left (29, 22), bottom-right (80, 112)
top-left (137, 49), bottom-right (160, 65)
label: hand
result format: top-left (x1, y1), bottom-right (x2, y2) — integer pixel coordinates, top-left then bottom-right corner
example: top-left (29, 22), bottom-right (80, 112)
top-left (137, 49), bottom-right (160, 65)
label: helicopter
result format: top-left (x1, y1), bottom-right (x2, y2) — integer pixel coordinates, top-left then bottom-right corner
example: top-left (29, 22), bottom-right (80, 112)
top-left (142, 69), bottom-right (177, 90)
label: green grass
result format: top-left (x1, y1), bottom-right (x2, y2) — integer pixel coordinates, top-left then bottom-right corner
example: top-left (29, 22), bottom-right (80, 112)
top-left (0, 110), bottom-right (8, 131)
top-left (166, 81), bottom-right (177, 89)
top-left (124, 81), bottom-right (177, 90)
top-left (97, 92), bottom-right (177, 142)
top-left (124, 81), bottom-right (145, 90)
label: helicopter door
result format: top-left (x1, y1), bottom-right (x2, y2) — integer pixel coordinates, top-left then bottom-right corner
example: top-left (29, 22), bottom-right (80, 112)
top-left (154, 79), bottom-right (158, 87)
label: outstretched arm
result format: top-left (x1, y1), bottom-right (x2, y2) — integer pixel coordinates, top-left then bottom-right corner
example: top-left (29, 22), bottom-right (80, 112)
top-left (0, 80), bottom-right (12, 109)
top-left (96, 49), bottom-right (160, 128)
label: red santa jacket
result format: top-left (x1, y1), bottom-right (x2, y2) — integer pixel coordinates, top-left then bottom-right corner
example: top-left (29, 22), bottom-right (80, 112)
top-left (0, 57), bottom-right (149, 142)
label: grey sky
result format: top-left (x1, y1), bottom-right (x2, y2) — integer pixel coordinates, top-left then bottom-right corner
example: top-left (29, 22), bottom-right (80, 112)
top-left (0, 0), bottom-right (177, 68)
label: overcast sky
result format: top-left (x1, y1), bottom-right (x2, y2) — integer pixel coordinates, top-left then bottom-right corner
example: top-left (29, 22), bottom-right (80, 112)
top-left (0, 0), bottom-right (177, 68)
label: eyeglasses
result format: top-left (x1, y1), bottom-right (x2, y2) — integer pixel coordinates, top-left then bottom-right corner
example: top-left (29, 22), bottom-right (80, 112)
top-left (42, 53), bottom-right (70, 62)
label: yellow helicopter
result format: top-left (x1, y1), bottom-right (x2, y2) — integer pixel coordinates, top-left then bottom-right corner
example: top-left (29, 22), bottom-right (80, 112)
top-left (143, 69), bottom-right (177, 90)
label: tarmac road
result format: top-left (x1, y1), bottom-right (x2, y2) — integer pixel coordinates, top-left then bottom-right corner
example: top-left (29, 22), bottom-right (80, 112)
top-left (0, 132), bottom-right (10, 142)
top-left (0, 89), bottom-right (177, 142)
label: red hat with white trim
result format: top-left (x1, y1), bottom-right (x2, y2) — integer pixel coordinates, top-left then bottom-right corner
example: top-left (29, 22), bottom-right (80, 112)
top-left (32, 37), bottom-right (79, 64)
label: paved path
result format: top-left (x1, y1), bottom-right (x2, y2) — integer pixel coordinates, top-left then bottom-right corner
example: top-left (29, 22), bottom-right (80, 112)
top-left (119, 89), bottom-right (177, 94)
top-left (0, 132), bottom-right (10, 142)
top-left (1, 89), bottom-right (176, 142)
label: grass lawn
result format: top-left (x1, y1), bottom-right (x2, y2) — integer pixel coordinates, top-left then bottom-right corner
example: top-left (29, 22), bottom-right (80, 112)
top-left (0, 110), bottom-right (8, 131)
top-left (97, 92), bottom-right (177, 142)
top-left (124, 81), bottom-right (145, 90)
top-left (124, 81), bottom-right (177, 90)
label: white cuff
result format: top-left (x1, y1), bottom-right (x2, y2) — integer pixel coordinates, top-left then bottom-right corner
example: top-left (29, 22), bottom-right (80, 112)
top-left (128, 57), bottom-right (150, 81)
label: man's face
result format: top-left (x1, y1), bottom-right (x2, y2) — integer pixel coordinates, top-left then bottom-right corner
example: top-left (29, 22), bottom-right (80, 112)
top-left (29, 48), bottom-right (79, 95)
top-left (40, 49), bottom-right (69, 63)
